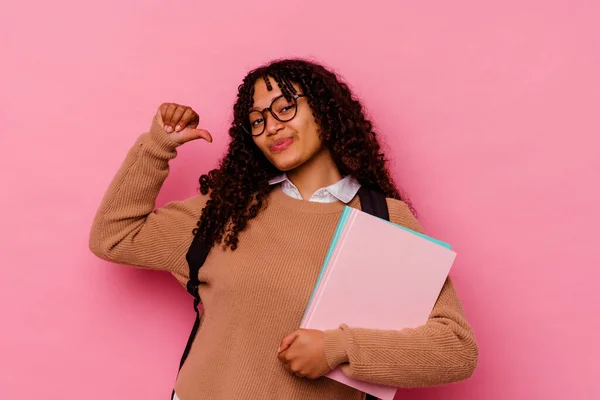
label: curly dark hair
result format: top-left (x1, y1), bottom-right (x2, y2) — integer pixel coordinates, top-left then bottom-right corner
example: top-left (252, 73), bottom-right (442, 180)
top-left (195, 58), bottom-right (413, 251)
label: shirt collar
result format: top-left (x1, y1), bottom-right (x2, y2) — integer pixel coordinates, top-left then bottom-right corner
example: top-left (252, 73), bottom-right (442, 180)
top-left (268, 175), bottom-right (288, 185)
top-left (268, 173), bottom-right (361, 204)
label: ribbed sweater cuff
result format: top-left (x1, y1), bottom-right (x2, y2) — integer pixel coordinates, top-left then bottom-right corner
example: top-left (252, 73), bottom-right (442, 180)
top-left (324, 328), bottom-right (349, 369)
top-left (148, 115), bottom-right (182, 152)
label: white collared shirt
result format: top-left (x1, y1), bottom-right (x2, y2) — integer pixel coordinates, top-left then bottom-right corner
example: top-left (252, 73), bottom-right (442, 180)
top-left (268, 173), bottom-right (361, 204)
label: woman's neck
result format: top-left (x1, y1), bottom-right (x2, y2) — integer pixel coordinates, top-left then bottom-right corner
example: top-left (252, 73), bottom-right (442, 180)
top-left (287, 147), bottom-right (342, 200)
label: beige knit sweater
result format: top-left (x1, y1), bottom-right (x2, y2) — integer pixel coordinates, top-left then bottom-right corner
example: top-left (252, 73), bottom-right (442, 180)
top-left (89, 117), bottom-right (478, 400)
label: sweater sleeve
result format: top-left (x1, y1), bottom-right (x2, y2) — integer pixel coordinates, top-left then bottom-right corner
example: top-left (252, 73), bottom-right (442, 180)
top-left (88, 115), bottom-right (208, 283)
top-left (323, 200), bottom-right (478, 388)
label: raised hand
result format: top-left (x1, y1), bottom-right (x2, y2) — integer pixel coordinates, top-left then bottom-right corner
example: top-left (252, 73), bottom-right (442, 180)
top-left (155, 103), bottom-right (213, 144)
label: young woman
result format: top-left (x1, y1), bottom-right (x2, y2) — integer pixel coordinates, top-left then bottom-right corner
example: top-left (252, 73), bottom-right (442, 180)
top-left (89, 58), bottom-right (478, 400)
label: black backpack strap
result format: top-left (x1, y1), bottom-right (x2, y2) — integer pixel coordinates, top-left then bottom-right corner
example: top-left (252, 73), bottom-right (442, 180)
top-left (358, 186), bottom-right (390, 221)
top-left (171, 233), bottom-right (211, 400)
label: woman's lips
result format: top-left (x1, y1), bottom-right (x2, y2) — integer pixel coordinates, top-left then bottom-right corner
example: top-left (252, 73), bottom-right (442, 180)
top-left (269, 137), bottom-right (294, 152)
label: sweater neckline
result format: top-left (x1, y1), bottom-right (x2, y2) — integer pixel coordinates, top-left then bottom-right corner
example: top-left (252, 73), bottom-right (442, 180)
top-left (268, 185), bottom-right (360, 215)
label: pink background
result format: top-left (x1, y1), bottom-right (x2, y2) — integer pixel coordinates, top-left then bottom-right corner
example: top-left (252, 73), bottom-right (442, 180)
top-left (1, 1), bottom-right (598, 399)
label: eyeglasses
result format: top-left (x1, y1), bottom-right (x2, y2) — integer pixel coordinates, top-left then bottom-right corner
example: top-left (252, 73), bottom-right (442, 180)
top-left (244, 93), bottom-right (306, 137)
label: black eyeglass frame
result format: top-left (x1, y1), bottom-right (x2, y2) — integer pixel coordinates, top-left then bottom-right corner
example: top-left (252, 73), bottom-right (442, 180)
top-left (243, 93), bottom-right (306, 137)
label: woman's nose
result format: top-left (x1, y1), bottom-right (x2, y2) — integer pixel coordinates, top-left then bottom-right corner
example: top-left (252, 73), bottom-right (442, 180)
top-left (264, 111), bottom-right (283, 135)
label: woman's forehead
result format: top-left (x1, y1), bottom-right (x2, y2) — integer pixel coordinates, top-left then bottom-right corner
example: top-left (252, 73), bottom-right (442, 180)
top-left (252, 76), bottom-right (301, 108)
top-left (252, 78), bottom-right (282, 109)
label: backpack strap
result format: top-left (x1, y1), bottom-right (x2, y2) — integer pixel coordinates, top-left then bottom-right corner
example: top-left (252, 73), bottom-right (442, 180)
top-left (357, 185), bottom-right (390, 221)
top-left (171, 234), bottom-right (211, 400)
top-left (172, 187), bottom-right (389, 400)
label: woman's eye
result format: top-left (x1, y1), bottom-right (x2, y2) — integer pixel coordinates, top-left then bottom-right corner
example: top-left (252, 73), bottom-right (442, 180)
top-left (251, 118), bottom-right (264, 127)
top-left (280, 105), bottom-right (293, 113)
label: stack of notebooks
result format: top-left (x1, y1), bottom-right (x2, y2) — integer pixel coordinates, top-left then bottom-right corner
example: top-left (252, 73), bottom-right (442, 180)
top-left (300, 206), bottom-right (457, 400)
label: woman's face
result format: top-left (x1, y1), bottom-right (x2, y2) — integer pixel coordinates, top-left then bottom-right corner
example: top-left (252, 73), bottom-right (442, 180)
top-left (251, 78), bottom-right (324, 172)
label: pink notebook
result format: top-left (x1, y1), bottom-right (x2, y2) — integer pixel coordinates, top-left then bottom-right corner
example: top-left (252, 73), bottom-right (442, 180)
top-left (300, 207), bottom-right (456, 400)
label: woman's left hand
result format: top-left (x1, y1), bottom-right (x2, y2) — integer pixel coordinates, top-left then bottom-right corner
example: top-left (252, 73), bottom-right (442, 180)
top-left (277, 329), bottom-right (332, 379)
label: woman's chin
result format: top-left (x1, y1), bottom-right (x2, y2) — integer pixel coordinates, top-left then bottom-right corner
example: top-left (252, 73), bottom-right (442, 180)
top-left (270, 154), bottom-right (303, 172)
